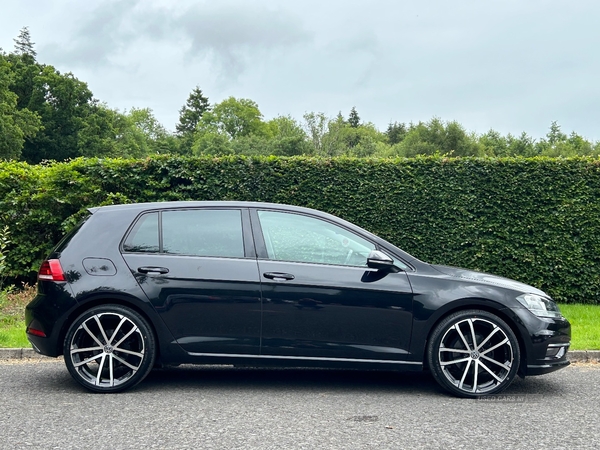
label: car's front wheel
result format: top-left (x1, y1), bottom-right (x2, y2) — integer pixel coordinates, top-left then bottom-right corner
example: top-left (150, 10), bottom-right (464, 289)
top-left (427, 309), bottom-right (520, 398)
top-left (64, 305), bottom-right (156, 393)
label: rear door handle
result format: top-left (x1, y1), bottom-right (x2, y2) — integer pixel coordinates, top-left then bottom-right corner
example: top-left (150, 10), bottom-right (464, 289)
top-left (138, 266), bottom-right (169, 274)
top-left (263, 272), bottom-right (295, 281)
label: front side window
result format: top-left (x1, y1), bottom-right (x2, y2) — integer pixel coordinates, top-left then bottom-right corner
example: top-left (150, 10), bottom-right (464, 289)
top-left (258, 210), bottom-right (375, 266)
top-left (123, 209), bottom-right (244, 258)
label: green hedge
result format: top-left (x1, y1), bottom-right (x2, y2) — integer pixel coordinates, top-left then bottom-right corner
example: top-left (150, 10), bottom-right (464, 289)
top-left (1, 155), bottom-right (600, 304)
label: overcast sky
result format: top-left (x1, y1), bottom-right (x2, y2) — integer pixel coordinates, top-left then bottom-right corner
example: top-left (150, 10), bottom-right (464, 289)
top-left (1, 0), bottom-right (599, 140)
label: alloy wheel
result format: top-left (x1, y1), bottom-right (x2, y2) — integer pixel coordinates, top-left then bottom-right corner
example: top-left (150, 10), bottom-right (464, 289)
top-left (428, 310), bottom-right (520, 397)
top-left (65, 306), bottom-right (155, 392)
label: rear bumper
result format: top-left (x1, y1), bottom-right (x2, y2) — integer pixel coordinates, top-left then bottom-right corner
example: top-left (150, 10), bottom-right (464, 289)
top-left (25, 284), bottom-right (77, 358)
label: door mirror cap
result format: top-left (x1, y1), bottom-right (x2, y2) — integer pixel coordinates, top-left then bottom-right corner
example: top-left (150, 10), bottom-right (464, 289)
top-left (367, 250), bottom-right (401, 272)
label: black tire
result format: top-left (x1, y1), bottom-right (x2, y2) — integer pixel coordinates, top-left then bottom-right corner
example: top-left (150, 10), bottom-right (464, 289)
top-left (63, 305), bottom-right (156, 393)
top-left (427, 309), bottom-right (520, 398)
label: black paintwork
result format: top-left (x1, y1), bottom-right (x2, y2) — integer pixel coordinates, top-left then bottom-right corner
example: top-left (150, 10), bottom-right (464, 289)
top-left (25, 201), bottom-right (571, 376)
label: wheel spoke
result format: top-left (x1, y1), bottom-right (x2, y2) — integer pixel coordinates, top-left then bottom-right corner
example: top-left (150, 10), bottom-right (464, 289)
top-left (439, 348), bottom-right (470, 354)
top-left (109, 355), bottom-right (114, 387)
top-left (95, 353), bottom-right (107, 385)
top-left (73, 352), bottom-right (103, 367)
top-left (480, 354), bottom-right (511, 371)
top-left (113, 347), bottom-right (144, 358)
top-left (476, 326), bottom-right (500, 351)
top-left (478, 360), bottom-right (504, 382)
top-left (112, 353), bottom-right (140, 371)
top-left (82, 322), bottom-right (104, 347)
top-left (94, 315), bottom-right (110, 346)
top-left (440, 356), bottom-right (471, 366)
top-left (468, 319), bottom-right (478, 351)
top-left (458, 358), bottom-right (472, 390)
top-left (480, 337), bottom-right (509, 355)
top-left (472, 360), bottom-right (479, 393)
top-left (454, 324), bottom-right (472, 351)
top-left (113, 326), bottom-right (139, 348)
top-left (108, 316), bottom-right (127, 345)
top-left (70, 346), bottom-right (103, 354)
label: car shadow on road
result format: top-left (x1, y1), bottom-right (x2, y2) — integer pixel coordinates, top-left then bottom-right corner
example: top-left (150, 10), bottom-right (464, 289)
top-left (132, 365), bottom-right (567, 398)
top-left (22, 361), bottom-right (568, 399)
top-left (143, 366), bottom-right (441, 395)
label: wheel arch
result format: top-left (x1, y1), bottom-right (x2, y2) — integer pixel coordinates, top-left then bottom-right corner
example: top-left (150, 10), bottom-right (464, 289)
top-left (419, 300), bottom-right (528, 375)
top-left (57, 294), bottom-right (165, 363)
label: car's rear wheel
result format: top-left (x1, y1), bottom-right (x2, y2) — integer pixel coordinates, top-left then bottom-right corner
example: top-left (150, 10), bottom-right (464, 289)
top-left (64, 305), bottom-right (156, 393)
top-left (427, 309), bottom-right (520, 398)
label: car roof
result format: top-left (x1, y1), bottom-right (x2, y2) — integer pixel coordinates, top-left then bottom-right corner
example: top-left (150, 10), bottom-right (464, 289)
top-left (88, 201), bottom-right (327, 216)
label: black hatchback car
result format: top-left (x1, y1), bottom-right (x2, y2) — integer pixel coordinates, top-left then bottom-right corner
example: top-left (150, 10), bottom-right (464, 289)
top-left (26, 201), bottom-right (570, 397)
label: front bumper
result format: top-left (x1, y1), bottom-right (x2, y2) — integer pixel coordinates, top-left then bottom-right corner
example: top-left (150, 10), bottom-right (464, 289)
top-left (527, 358), bottom-right (570, 375)
top-left (502, 306), bottom-right (571, 377)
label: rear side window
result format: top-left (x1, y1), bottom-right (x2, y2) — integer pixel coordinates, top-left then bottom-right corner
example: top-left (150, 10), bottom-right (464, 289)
top-left (123, 212), bottom-right (159, 253)
top-left (123, 209), bottom-right (244, 258)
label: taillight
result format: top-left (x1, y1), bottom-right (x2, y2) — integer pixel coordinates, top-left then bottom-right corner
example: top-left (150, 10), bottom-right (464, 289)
top-left (38, 259), bottom-right (66, 281)
top-left (27, 327), bottom-right (47, 337)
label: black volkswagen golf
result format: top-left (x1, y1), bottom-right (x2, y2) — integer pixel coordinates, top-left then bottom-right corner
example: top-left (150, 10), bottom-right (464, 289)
top-left (26, 201), bottom-right (570, 397)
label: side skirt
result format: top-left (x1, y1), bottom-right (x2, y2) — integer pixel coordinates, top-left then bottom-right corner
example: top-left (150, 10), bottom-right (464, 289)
top-left (185, 352), bottom-right (423, 371)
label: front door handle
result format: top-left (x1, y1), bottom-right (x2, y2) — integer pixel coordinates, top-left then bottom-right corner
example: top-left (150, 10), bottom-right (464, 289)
top-left (263, 272), bottom-right (295, 281)
top-left (138, 266), bottom-right (169, 274)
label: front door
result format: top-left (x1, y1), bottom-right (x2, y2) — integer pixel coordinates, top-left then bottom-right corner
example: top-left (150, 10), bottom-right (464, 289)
top-left (252, 209), bottom-right (414, 362)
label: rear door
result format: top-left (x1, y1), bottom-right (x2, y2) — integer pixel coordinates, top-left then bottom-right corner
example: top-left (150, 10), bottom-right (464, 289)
top-left (121, 207), bottom-right (262, 355)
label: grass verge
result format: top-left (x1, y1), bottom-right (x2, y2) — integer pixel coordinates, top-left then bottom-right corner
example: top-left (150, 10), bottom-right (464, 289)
top-left (0, 287), bottom-right (599, 350)
top-left (0, 285), bottom-right (35, 348)
top-left (558, 304), bottom-right (600, 350)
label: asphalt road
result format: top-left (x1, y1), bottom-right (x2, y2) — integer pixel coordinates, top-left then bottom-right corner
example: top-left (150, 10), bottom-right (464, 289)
top-left (0, 359), bottom-right (598, 450)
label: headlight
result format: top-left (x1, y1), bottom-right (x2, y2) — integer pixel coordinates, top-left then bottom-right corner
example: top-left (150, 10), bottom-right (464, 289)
top-left (516, 293), bottom-right (562, 319)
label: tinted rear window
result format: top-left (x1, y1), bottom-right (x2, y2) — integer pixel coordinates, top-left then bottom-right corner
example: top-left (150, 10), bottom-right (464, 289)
top-left (123, 212), bottom-right (159, 253)
top-left (123, 209), bottom-right (244, 258)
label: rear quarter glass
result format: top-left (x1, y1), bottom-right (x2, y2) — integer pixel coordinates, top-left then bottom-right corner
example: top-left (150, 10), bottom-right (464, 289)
top-left (53, 214), bottom-right (92, 253)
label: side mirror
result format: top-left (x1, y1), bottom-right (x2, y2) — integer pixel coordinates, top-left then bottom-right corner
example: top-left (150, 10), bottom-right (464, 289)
top-left (367, 250), bottom-right (399, 272)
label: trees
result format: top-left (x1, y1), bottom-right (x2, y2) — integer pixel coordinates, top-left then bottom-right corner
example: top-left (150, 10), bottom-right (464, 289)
top-left (128, 107), bottom-right (179, 154)
top-left (192, 97), bottom-right (269, 155)
top-left (78, 106), bottom-right (180, 158)
top-left (2, 28), bottom-right (120, 162)
top-left (0, 53), bottom-right (40, 160)
top-left (264, 115), bottom-right (311, 156)
top-left (535, 122), bottom-right (596, 157)
top-left (19, 64), bottom-right (102, 163)
top-left (301, 112), bottom-right (388, 157)
top-left (386, 122), bottom-right (407, 145)
top-left (176, 87), bottom-right (210, 135)
top-left (13, 27), bottom-right (36, 59)
top-left (4, 26), bottom-right (600, 161)
top-left (302, 112), bottom-right (329, 155)
top-left (393, 118), bottom-right (482, 157)
top-left (348, 106), bottom-right (360, 128)
top-left (204, 97), bottom-right (267, 139)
